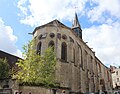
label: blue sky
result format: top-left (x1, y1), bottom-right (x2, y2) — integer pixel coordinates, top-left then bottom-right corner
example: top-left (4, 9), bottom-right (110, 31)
top-left (0, 0), bottom-right (120, 67)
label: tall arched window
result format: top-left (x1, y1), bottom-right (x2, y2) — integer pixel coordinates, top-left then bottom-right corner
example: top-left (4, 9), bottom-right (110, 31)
top-left (78, 45), bottom-right (82, 66)
top-left (37, 42), bottom-right (42, 55)
top-left (73, 48), bottom-right (75, 63)
top-left (48, 41), bottom-right (54, 51)
top-left (98, 63), bottom-right (101, 73)
top-left (107, 71), bottom-right (110, 81)
top-left (61, 42), bottom-right (67, 61)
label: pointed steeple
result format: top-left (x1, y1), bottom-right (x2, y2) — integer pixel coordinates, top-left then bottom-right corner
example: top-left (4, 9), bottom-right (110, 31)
top-left (72, 12), bottom-right (81, 28)
top-left (72, 13), bottom-right (82, 39)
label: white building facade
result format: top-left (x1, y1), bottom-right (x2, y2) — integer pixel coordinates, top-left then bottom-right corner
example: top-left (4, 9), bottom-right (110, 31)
top-left (110, 66), bottom-right (120, 89)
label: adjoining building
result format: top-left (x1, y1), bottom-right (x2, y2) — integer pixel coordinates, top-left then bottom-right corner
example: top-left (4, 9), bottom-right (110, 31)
top-left (0, 50), bottom-right (20, 69)
top-left (31, 13), bottom-right (113, 94)
top-left (0, 50), bottom-right (20, 94)
top-left (110, 65), bottom-right (120, 90)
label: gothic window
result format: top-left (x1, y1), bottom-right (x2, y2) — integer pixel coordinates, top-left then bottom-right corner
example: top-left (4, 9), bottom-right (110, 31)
top-left (98, 63), bottom-right (101, 73)
top-left (48, 41), bottom-right (55, 51)
top-left (79, 47), bottom-right (82, 64)
top-left (73, 47), bottom-right (78, 66)
top-left (38, 33), bottom-right (47, 40)
top-left (78, 44), bottom-right (82, 68)
top-left (83, 50), bottom-right (87, 70)
top-left (62, 34), bottom-right (67, 40)
top-left (61, 42), bottom-right (67, 61)
top-left (107, 71), bottom-right (110, 81)
top-left (38, 34), bottom-right (42, 40)
top-left (73, 48), bottom-right (75, 63)
top-left (49, 33), bottom-right (55, 38)
top-left (57, 33), bottom-right (61, 39)
top-left (88, 55), bottom-right (93, 72)
top-left (37, 42), bottom-right (42, 55)
top-left (85, 51), bottom-right (88, 69)
top-left (69, 37), bottom-right (74, 43)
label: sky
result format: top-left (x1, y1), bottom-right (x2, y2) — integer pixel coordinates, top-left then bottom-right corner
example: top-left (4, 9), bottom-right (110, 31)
top-left (0, 0), bottom-right (120, 67)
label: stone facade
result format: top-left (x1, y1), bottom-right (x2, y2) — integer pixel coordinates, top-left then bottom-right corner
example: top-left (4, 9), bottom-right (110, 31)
top-left (32, 14), bottom-right (113, 93)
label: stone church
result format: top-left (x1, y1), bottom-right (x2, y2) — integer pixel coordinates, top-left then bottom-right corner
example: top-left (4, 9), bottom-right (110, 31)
top-left (32, 13), bottom-right (113, 93)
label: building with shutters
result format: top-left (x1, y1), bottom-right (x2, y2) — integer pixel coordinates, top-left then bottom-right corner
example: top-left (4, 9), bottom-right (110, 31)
top-left (110, 66), bottom-right (120, 90)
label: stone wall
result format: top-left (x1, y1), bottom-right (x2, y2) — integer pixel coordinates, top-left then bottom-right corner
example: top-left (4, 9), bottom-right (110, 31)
top-left (19, 86), bottom-right (69, 94)
top-left (19, 86), bottom-right (53, 94)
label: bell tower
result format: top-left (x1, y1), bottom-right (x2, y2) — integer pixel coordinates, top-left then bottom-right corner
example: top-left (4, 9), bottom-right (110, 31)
top-left (72, 13), bottom-right (82, 39)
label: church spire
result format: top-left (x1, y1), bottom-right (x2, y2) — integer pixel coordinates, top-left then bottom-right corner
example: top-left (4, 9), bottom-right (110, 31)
top-left (72, 13), bottom-right (82, 39)
top-left (72, 12), bottom-right (81, 28)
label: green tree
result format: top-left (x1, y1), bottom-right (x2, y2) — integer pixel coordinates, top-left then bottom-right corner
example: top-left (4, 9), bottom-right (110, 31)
top-left (0, 58), bottom-right (9, 79)
top-left (14, 40), bottom-right (57, 87)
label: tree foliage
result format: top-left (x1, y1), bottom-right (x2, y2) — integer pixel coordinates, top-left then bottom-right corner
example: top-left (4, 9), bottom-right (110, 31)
top-left (14, 40), bottom-right (57, 87)
top-left (0, 58), bottom-right (9, 79)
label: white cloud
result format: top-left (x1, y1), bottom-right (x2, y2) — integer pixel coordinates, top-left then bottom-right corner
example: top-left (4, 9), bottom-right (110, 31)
top-left (87, 0), bottom-right (120, 23)
top-left (83, 22), bottom-right (120, 66)
top-left (17, 0), bottom-right (120, 25)
top-left (17, 0), bottom-right (120, 66)
top-left (0, 18), bottom-right (22, 58)
top-left (17, 0), bottom-right (87, 27)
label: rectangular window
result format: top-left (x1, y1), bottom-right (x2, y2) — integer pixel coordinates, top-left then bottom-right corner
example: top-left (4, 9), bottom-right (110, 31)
top-left (116, 71), bottom-right (118, 75)
top-left (117, 78), bottom-right (119, 82)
